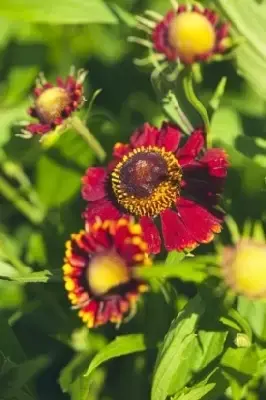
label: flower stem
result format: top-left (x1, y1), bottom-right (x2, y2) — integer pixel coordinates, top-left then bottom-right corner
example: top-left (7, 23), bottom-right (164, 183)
top-left (0, 174), bottom-right (45, 225)
top-left (71, 116), bottom-right (106, 162)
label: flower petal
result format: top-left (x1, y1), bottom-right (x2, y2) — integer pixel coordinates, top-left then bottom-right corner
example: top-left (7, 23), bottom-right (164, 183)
top-left (176, 129), bottom-right (205, 165)
top-left (83, 199), bottom-right (121, 225)
top-left (140, 216), bottom-right (161, 254)
top-left (161, 209), bottom-right (196, 251)
top-left (130, 123), bottom-right (160, 148)
top-left (81, 167), bottom-right (107, 201)
top-left (157, 122), bottom-right (182, 152)
top-left (199, 148), bottom-right (229, 178)
top-left (177, 197), bottom-right (223, 244)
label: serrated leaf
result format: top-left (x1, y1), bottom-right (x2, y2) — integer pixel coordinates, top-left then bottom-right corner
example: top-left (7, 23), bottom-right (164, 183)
top-left (0, 0), bottom-right (117, 24)
top-left (173, 383), bottom-right (216, 400)
top-left (151, 296), bottom-right (204, 400)
top-left (85, 334), bottom-right (148, 378)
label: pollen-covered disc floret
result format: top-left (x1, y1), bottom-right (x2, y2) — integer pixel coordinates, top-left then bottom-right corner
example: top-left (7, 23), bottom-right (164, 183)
top-left (22, 68), bottom-right (87, 137)
top-left (63, 218), bottom-right (150, 328)
top-left (111, 146), bottom-right (182, 217)
top-left (82, 122), bottom-right (229, 254)
top-left (132, 3), bottom-right (231, 67)
top-left (222, 239), bottom-right (266, 299)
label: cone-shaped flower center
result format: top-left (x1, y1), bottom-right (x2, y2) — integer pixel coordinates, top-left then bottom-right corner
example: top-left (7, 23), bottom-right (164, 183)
top-left (232, 243), bottom-right (266, 297)
top-left (87, 252), bottom-right (130, 296)
top-left (120, 152), bottom-right (168, 198)
top-left (112, 146), bottom-right (182, 217)
top-left (168, 12), bottom-right (216, 63)
top-left (36, 87), bottom-right (70, 123)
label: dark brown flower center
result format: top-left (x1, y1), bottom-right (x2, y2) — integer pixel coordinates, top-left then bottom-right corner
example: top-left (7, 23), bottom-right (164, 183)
top-left (119, 152), bottom-right (168, 198)
top-left (111, 146), bottom-right (182, 217)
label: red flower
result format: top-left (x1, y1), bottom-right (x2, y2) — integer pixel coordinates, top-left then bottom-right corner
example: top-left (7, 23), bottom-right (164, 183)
top-left (134, 3), bottom-right (231, 65)
top-left (63, 218), bottom-right (150, 328)
top-left (23, 69), bottom-right (87, 137)
top-left (82, 123), bottom-right (229, 254)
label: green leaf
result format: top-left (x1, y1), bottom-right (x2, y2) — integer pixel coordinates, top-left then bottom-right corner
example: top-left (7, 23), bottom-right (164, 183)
top-left (0, 0), bottom-right (117, 24)
top-left (210, 107), bottom-right (243, 147)
top-left (221, 346), bottom-right (260, 383)
top-left (193, 331), bottom-right (228, 372)
top-left (238, 296), bottom-right (266, 341)
top-left (36, 131), bottom-right (94, 208)
top-left (0, 270), bottom-right (52, 284)
top-left (1, 356), bottom-right (49, 398)
top-left (151, 296), bottom-right (204, 400)
top-left (172, 383), bottom-right (216, 400)
top-left (0, 315), bottom-right (26, 363)
top-left (85, 334), bottom-right (148, 378)
top-left (136, 261), bottom-right (207, 283)
top-left (217, 0), bottom-right (266, 99)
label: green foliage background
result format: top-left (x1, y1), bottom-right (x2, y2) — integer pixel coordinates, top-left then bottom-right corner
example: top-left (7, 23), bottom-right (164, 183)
top-left (0, 0), bottom-right (266, 399)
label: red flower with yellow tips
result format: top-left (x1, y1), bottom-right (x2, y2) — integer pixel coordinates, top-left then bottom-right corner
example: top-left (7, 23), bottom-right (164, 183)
top-left (63, 218), bottom-right (150, 328)
top-left (82, 122), bottom-right (229, 254)
top-left (22, 68), bottom-right (87, 137)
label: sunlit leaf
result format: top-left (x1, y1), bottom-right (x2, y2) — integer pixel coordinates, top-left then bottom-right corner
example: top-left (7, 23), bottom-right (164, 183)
top-left (0, 0), bottom-right (117, 24)
top-left (85, 334), bottom-right (149, 378)
top-left (151, 296), bottom-right (204, 400)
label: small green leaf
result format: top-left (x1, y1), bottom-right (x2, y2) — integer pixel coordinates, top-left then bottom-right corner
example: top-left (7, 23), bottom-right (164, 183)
top-left (0, 270), bottom-right (52, 284)
top-left (85, 334), bottom-right (148, 378)
top-left (151, 296), bottom-right (204, 400)
top-left (172, 383), bottom-right (216, 400)
top-left (0, 0), bottom-right (117, 24)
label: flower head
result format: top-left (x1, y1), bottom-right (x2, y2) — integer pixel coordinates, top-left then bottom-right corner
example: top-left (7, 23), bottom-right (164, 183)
top-left (63, 218), bottom-right (150, 328)
top-left (22, 68), bottom-right (87, 137)
top-left (222, 239), bottom-right (266, 299)
top-left (82, 122), bottom-right (229, 254)
top-left (132, 3), bottom-right (231, 68)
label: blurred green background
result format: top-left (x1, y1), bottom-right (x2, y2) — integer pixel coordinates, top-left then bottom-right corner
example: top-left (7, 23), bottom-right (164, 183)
top-left (0, 0), bottom-right (266, 399)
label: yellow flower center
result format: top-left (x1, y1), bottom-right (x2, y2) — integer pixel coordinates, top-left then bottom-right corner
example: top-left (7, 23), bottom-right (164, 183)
top-left (111, 146), bottom-right (182, 217)
top-left (36, 87), bottom-right (70, 123)
top-left (232, 243), bottom-right (266, 297)
top-left (168, 11), bottom-right (216, 63)
top-left (87, 253), bottom-right (130, 296)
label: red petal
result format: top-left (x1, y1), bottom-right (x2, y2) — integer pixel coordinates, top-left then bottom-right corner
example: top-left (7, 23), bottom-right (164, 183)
top-left (81, 167), bottom-right (107, 201)
top-left (152, 11), bottom-right (177, 61)
top-left (130, 123), bottom-right (159, 148)
top-left (176, 129), bottom-right (205, 165)
top-left (26, 123), bottom-right (51, 135)
top-left (200, 149), bottom-right (229, 178)
top-left (161, 209), bottom-right (196, 251)
top-left (140, 216), bottom-right (161, 254)
top-left (157, 122), bottom-right (182, 152)
top-left (83, 200), bottom-right (121, 225)
top-left (177, 197), bottom-right (223, 244)
top-left (112, 142), bottom-right (131, 159)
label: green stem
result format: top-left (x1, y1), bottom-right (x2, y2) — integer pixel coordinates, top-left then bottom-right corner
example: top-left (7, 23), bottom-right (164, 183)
top-left (183, 74), bottom-right (211, 147)
top-left (0, 175), bottom-right (45, 225)
top-left (71, 116), bottom-right (106, 162)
